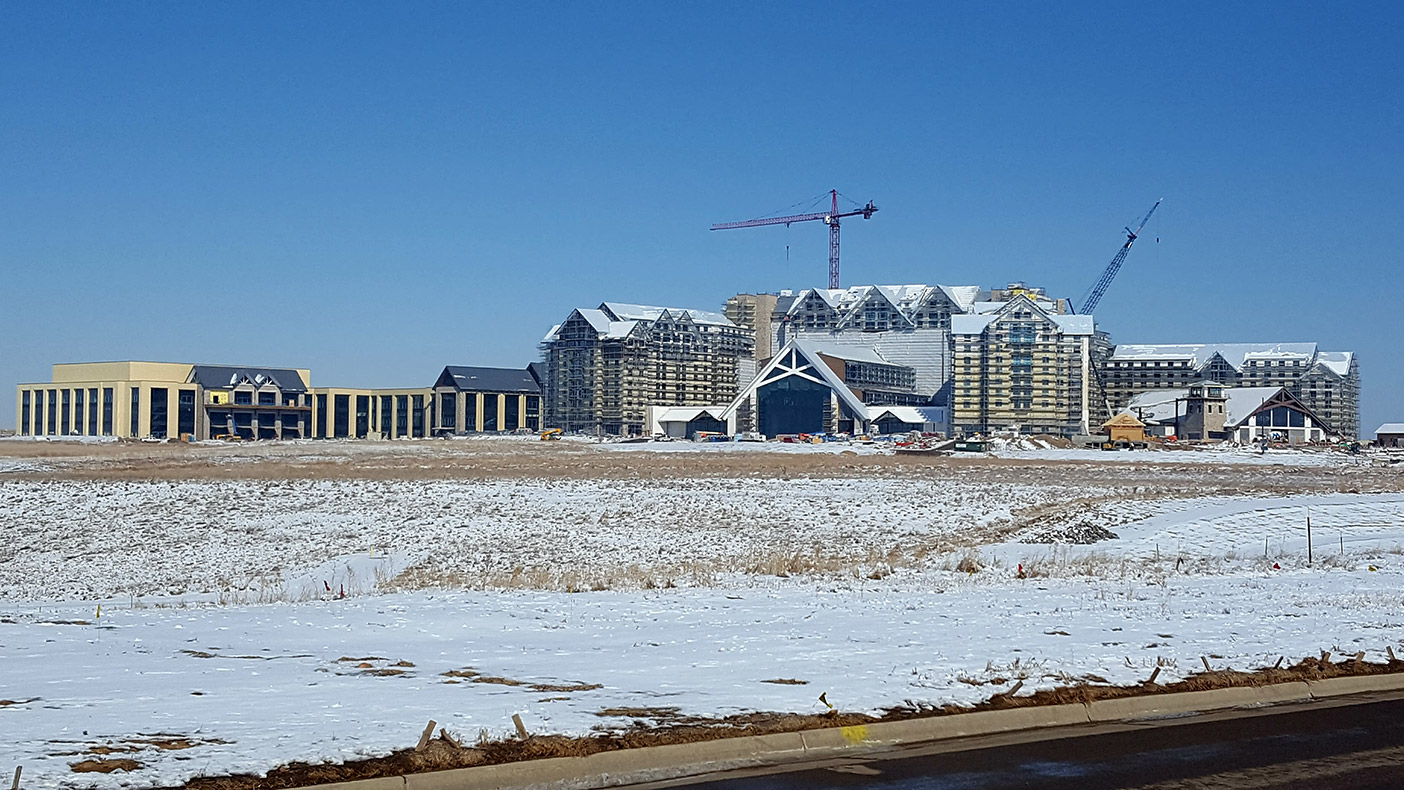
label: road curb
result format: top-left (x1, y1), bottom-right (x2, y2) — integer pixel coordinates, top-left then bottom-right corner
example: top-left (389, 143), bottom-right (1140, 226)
top-left (293, 674), bottom-right (1404, 790)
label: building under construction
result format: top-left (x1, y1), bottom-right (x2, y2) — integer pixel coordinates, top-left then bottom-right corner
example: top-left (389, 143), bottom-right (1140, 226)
top-left (539, 302), bottom-right (755, 435)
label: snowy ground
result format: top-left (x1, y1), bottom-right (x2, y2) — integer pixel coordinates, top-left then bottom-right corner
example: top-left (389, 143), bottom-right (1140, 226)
top-left (3, 440), bottom-right (1404, 788)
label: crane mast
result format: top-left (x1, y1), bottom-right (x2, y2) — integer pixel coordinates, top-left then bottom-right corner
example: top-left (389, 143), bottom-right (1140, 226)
top-left (1077, 199), bottom-right (1162, 314)
top-left (711, 190), bottom-right (878, 289)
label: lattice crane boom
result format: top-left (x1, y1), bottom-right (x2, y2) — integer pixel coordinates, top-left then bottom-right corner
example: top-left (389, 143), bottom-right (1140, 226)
top-left (1077, 199), bottom-right (1162, 315)
top-left (711, 189), bottom-right (877, 289)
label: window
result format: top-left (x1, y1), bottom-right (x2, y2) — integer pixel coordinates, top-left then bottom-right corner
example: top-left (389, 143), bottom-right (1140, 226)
top-left (395, 395), bottom-right (408, 436)
top-left (47, 390), bottom-right (58, 434)
top-left (355, 395), bottom-right (370, 438)
top-left (88, 389), bottom-right (98, 435)
top-left (20, 391), bottom-right (30, 435)
top-left (61, 390), bottom-right (71, 435)
top-left (149, 388), bottom-right (169, 438)
top-left (483, 395), bottom-right (499, 432)
top-left (178, 389), bottom-right (196, 436)
top-left (130, 388), bottom-right (140, 436)
top-left (102, 388), bottom-right (114, 435)
top-left (505, 395), bottom-right (519, 430)
top-left (235, 390), bottom-right (253, 405)
top-left (440, 392), bottom-right (456, 429)
top-left (525, 395), bottom-right (540, 431)
top-left (73, 389), bottom-right (85, 434)
top-left (316, 394), bottom-right (329, 438)
top-left (411, 394), bottom-right (425, 437)
top-left (380, 396), bottom-right (392, 437)
top-left (258, 391), bottom-right (276, 406)
top-left (464, 394), bottom-right (477, 431)
top-left (334, 394), bottom-right (350, 438)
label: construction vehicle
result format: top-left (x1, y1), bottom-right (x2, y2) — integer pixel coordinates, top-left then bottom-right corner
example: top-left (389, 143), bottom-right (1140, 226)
top-left (539, 428), bottom-right (562, 441)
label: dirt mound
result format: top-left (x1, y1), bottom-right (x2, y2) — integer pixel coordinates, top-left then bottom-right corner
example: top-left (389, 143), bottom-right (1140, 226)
top-left (173, 657), bottom-right (1404, 790)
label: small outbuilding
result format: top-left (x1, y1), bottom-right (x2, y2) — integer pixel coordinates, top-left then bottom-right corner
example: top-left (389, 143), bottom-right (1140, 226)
top-left (1376, 423), bottom-right (1404, 448)
top-left (1101, 412), bottom-right (1147, 443)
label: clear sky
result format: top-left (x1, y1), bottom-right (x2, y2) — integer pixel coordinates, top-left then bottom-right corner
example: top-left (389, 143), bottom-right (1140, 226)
top-left (3, 2), bottom-right (1401, 432)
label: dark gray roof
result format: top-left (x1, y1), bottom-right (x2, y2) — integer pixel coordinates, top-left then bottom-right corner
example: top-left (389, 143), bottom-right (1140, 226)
top-left (189, 365), bottom-right (307, 393)
top-left (435, 366), bottom-right (540, 394)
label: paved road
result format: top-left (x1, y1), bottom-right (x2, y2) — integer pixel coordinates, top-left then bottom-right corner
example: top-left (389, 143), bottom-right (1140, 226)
top-left (633, 693), bottom-right (1404, 790)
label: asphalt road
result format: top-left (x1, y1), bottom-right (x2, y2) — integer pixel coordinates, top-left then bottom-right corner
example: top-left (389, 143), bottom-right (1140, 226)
top-left (633, 693), bottom-right (1404, 790)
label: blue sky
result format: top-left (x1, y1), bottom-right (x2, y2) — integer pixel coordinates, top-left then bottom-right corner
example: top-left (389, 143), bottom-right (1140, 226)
top-left (2, 2), bottom-right (1401, 432)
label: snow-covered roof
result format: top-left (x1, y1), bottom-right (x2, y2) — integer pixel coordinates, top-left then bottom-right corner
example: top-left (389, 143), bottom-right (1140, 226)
top-left (651, 406), bottom-right (729, 423)
top-left (601, 302), bottom-right (735, 328)
top-left (1111, 343), bottom-right (1319, 370)
top-left (783, 284), bottom-right (984, 322)
top-left (1376, 424), bottom-right (1404, 435)
top-left (1051, 315), bottom-right (1094, 335)
top-left (1315, 351), bottom-right (1354, 377)
top-left (950, 314), bottom-right (996, 335)
top-left (870, 406), bottom-right (945, 425)
top-left (1125, 386), bottom-right (1290, 428)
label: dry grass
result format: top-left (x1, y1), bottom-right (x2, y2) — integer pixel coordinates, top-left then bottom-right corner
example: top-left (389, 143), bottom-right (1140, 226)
top-left (170, 656), bottom-right (1404, 790)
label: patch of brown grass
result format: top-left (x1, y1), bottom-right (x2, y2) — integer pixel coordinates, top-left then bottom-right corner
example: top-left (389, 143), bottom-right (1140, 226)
top-left (72, 758), bottom-right (142, 773)
top-left (760, 678), bottom-right (809, 685)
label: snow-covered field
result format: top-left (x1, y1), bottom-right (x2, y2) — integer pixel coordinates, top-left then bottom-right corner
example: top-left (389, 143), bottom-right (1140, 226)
top-left (3, 440), bottom-right (1403, 788)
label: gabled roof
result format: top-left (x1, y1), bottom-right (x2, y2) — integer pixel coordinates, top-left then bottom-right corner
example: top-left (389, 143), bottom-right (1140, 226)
top-left (1314, 352), bottom-right (1354, 377)
top-left (651, 406), bottom-right (729, 423)
top-left (1125, 386), bottom-right (1334, 434)
top-left (811, 343), bottom-right (893, 366)
top-left (189, 365), bottom-right (308, 393)
top-left (1110, 343), bottom-right (1320, 370)
top-left (722, 338), bottom-right (870, 421)
top-left (1102, 412), bottom-right (1145, 428)
top-left (434, 366), bottom-right (540, 394)
top-left (950, 294), bottom-right (1093, 336)
top-left (600, 302), bottom-right (735, 327)
top-left (869, 406), bottom-right (946, 425)
top-left (1376, 423), bottom-right (1404, 435)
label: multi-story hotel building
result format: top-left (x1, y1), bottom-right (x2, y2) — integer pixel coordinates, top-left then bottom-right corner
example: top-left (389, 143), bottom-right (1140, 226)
top-left (539, 302), bottom-right (754, 436)
top-left (1101, 344), bottom-right (1359, 438)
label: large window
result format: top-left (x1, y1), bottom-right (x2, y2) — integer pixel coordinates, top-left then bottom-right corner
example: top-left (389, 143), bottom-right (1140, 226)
top-left (504, 394), bottom-right (519, 430)
top-left (20, 391), bottom-right (30, 435)
top-left (73, 390), bottom-right (85, 435)
top-left (482, 395), bottom-right (499, 432)
top-left (88, 389), bottom-right (98, 435)
top-left (48, 390), bottom-right (58, 434)
top-left (334, 394), bottom-right (350, 438)
top-left (178, 389), bottom-right (196, 436)
top-left (235, 390), bottom-right (253, 405)
top-left (440, 392), bottom-right (456, 430)
top-left (149, 387), bottom-right (169, 439)
top-left (464, 394), bottom-right (477, 431)
top-left (130, 388), bottom-right (140, 436)
top-left (525, 395), bottom-right (540, 431)
top-left (316, 394), bottom-right (328, 438)
top-left (258, 391), bottom-right (276, 406)
top-left (102, 388), bottom-right (114, 435)
top-left (411, 394), bottom-right (425, 437)
top-left (355, 395), bottom-right (370, 438)
top-left (395, 395), bottom-right (408, 436)
top-left (380, 396), bottom-right (392, 437)
top-left (61, 390), bottom-right (71, 435)
top-left (34, 391), bottom-right (45, 435)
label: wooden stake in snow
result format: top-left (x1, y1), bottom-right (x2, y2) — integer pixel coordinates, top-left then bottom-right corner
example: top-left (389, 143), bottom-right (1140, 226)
top-left (1274, 656), bottom-right (1285, 669)
top-left (415, 720), bottom-right (437, 752)
top-left (1146, 666), bottom-right (1162, 685)
top-left (12, 765), bottom-right (21, 790)
top-left (439, 728), bottom-right (461, 749)
top-left (1353, 651), bottom-right (1365, 665)
top-left (1004, 680), bottom-right (1024, 696)
top-left (1388, 646), bottom-right (1397, 662)
top-left (512, 713), bottom-right (529, 740)
top-left (1321, 650), bottom-right (1332, 663)
top-left (1201, 656), bottom-right (1212, 672)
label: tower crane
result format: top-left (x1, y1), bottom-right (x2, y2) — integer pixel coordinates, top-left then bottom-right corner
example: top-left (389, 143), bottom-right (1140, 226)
top-left (711, 190), bottom-right (877, 289)
top-left (1076, 199), bottom-right (1162, 314)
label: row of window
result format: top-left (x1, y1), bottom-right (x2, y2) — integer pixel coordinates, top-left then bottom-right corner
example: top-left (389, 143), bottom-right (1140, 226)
top-left (19, 386), bottom-right (195, 438)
